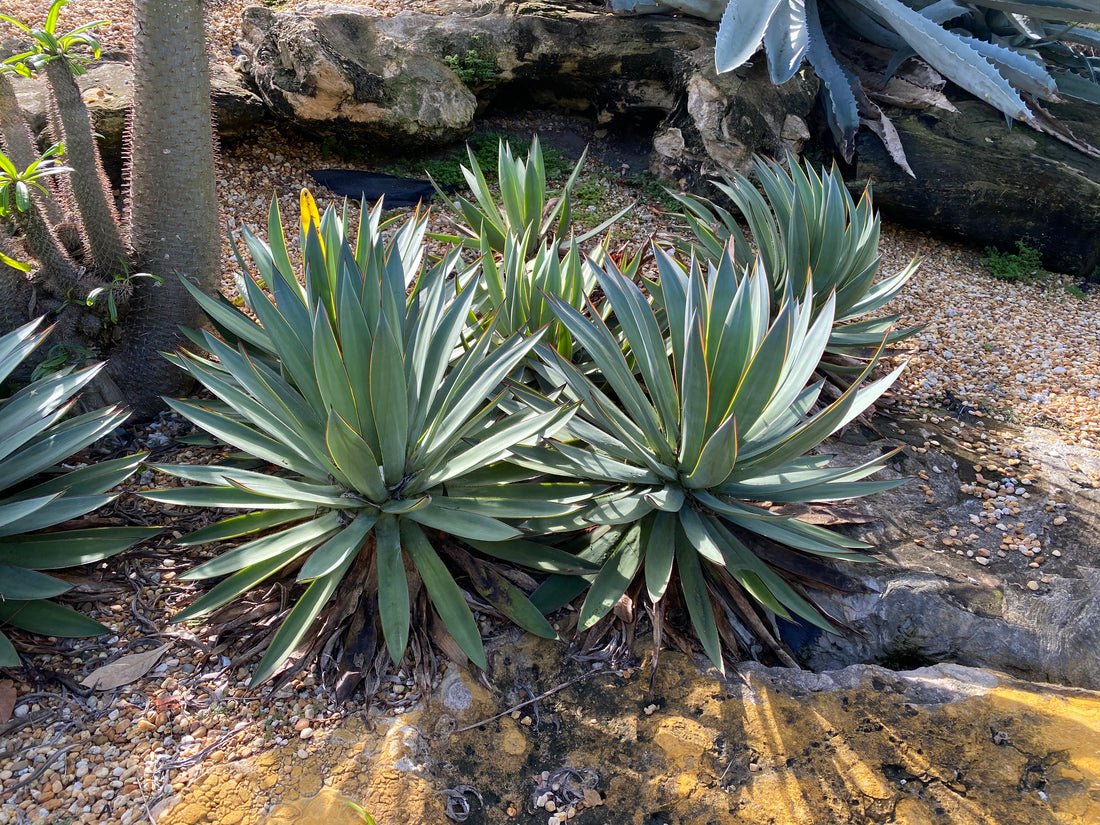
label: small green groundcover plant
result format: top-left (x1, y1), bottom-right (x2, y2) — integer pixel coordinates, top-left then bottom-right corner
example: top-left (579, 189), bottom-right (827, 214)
top-left (0, 319), bottom-right (157, 665)
top-left (982, 240), bottom-right (1045, 281)
top-left (148, 142), bottom-right (910, 686)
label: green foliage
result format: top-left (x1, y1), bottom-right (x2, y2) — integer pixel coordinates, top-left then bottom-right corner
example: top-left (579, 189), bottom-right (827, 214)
top-left (377, 132), bottom-right (574, 191)
top-left (670, 154), bottom-right (920, 363)
top-left (982, 240), bottom-right (1045, 281)
top-left (151, 190), bottom-right (592, 685)
top-left (0, 143), bottom-right (69, 220)
top-left (0, 318), bottom-right (157, 666)
top-left (432, 135), bottom-right (631, 258)
top-left (80, 268), bottom-right (164, 326)
top-left (444, 49), bottom-right (497, 86)
top-left (0, 0), bottom-right (106, 77)
top-left (517, 248), bottom-right (906, 672)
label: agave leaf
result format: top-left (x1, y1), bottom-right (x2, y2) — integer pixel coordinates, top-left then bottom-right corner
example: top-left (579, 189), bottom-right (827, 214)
top-left (0, 493), bottom-right (115, 538)
top-left (0, 633), bottom-right (17, 667)
top-left (178, 544), bottom-right (312, 628)
top-left (851, 0), bottom-right (1030, 120)
top-left (806, 0), bottom-right (860, 160)
top-left (142, 485), bottom-right (314, 510)
top-left (400, 520), bottom-right (487, 668)
top-left (977, 1), bottom-right (1100, 25)
top-left (373, 514), bottom-right (410, 665)
top-left (710, 522), bottom-right (836, 630)
top-left (0, 406), bottom-right (127, 490)
top-left (325, 409), bottom-right (388, 502)
top-left (454, 549), bottom-right (558, 640)
top-left (178, 509), bottom-right (315, 547)
top-left (298, 512), bottom-right (377, 581)
top-left (182, 512), bottom-right (342, 580)
top-left (593, 260), bottom-right (681, 444)
top-left (0, 599), bottom-right (105, 636)
top-left (0, 566), bottom-right (70, 599)
top-left (684, 413), bottom-right (739, 489)
top-left (715, 0), bottom-right (786, 72)
top-left (643, 511), bottom-right (677, 602)
top-left (422, 402), bottom-right (577, 488)
top-left (166, 398), bottom-right (324, 481)
top-left (675, 535), bottom-right (724, 673)
top-left (433, 494), bottom-right (579, 519)
top-left (528, 525), bottom-right (627, 613)
top-left (407, 501), bottom-right (521, 542)
top-left (584, 491), bottom-right (657, 526)
top-left (0, 527), bottom-right (159, 567)
top-left (17, 454), bottom-right (146, 499)
top-left (678, 506), bottom-right (729, 566)
top-left (369, 312), bottom-right (409, 487)
top-left (763, 0), bottom-right (810, 83)
top-left (250, 548), bottom-right (357, 687)
top-left (462, 537), bottom-right (600, 574)
top-left (578, 522), bottom-right (644, 630)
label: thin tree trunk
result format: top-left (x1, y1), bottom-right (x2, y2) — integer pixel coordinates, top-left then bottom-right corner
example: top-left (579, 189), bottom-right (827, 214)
top-left (9, 196), bottom-right (83, 292)
top-left (43, 60), bottom-right (128, 277)
top-left (109, 0), bottom-right (221, 415)
top-left (0, 73), bottom-right (64, 226)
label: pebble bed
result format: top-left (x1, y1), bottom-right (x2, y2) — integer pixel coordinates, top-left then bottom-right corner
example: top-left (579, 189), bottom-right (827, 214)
top-left (2, 1), bottom-right (1099, 824)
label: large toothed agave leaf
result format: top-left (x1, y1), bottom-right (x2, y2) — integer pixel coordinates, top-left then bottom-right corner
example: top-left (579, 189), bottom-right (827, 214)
top-left (807, 0), bottom-right (862, 160)
top-left (715, 0), bottom-right (788, 72)
top-left (529, 249), bottom-right (905, 672)
top-left (851, 0), bottom-right (1032, 120)
top-left (764, 0), bottom-right (810, 84)
top-left (157, 191), bottom-right (585, 686)
top-left (0, 318), bottom-right (155, 666)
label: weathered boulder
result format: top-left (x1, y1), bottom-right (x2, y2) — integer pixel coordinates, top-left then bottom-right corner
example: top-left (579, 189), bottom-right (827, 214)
top-left (850, 96), bottom-right (1100, 278)
top-left (153, 638), bottom-right (1100, 825)
top-left (237, 0), bottom-right (818, 174)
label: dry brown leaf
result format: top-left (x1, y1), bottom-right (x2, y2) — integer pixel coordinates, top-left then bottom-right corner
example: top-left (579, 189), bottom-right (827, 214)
top-left (153, 694), bottom-right (181, 713)
top-left (612, 593), bottom-right (635, 624)
top-left (80, 643), bottom-right (171, 691)
top-left (0, 679), bottom-right (16, 724)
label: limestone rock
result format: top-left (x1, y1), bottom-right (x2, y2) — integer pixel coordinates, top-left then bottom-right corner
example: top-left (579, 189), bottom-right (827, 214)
top-left (850, 96), bottom-right (1100, 277)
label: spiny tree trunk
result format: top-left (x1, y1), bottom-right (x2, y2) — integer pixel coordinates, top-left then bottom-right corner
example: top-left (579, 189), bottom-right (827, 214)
top-left (0, 73), bottom-right (64, 227)
top-left (42, 60), bottom-right (128, 277)
top-left (108, 0), bottom-right (221, 414)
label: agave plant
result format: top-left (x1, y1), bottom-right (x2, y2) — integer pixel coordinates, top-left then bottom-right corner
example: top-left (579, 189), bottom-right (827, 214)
top-left (431, 135), bottom-right (630, 258)
top-left (0, 318), bottom-right (156, 666)
top-left (613, 0), bottom-right (1100, 163)
top-left (669, 153), bottom-right (920, 364)
top-left (509, 248), bottom-right (905, 671)
top-left (148, 192), bottom-right (597, 686)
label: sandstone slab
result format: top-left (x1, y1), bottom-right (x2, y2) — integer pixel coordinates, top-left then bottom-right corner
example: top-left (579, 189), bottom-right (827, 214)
top-left (153, 637), bottom-right (1100, 825)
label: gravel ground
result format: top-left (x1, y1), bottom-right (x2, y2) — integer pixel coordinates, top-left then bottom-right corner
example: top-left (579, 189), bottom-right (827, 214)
top-left (1, 1), bottom-right (1099, 824)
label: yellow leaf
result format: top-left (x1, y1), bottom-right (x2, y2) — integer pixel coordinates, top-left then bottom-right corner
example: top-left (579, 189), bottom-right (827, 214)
top-left (299, 188), bottom-right (324, 255)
